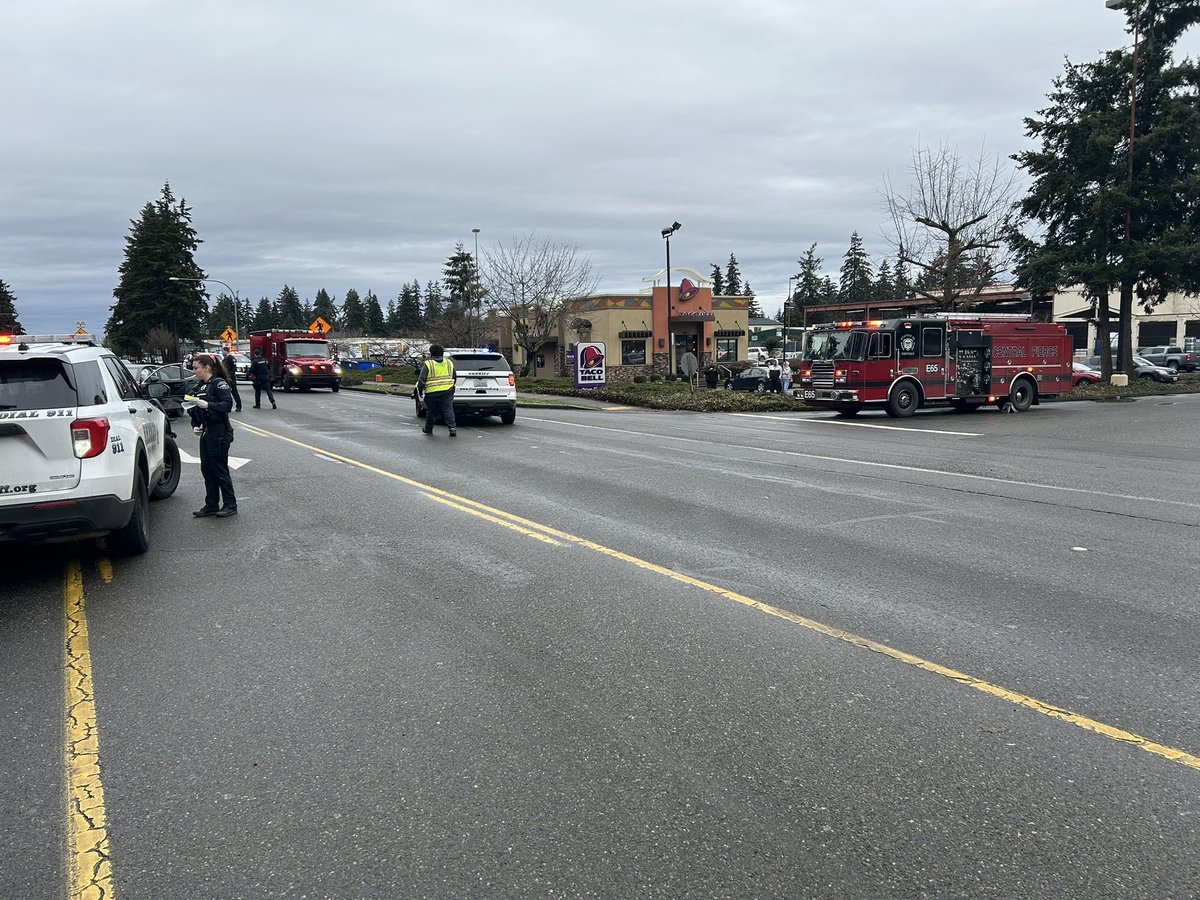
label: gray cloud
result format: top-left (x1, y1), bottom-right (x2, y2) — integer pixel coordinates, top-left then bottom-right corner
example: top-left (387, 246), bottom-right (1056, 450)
top-left (2, 0), bottom-right (1190, 331)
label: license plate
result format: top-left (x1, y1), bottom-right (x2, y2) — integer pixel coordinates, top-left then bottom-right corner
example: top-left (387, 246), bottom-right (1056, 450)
top-left (474, 379), bottom-right (489, 389)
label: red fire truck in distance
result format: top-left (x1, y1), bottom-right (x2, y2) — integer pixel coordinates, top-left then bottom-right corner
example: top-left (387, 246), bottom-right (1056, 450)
top-left (795, 313), bottom-right (1073, 417)
top-left (248, 330), bottom-right (342, 393)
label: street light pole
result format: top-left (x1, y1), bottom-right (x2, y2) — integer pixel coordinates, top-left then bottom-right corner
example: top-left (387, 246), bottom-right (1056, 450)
top-left (661, 222), bottom-right (681, 376)
top-left (169, 276), bottom-right (240, 346)
top-left (471, 227), bottom-right (481, 348)
top-left (785, 275), bottom-right (796, 356)
top-left (1107, 0), bottom-right (1140, 374)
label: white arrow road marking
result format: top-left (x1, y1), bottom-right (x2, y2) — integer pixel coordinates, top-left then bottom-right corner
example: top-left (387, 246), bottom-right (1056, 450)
top-left (178, 448), bottom-right (252, 470)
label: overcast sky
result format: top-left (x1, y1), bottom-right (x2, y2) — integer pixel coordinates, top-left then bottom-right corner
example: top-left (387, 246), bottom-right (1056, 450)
top-left (1, 0), bottom-right (1185, 334)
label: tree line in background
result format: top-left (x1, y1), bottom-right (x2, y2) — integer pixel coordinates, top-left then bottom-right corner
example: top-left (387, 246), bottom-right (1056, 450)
top-left (4, 4), bottom-right (1195, 374)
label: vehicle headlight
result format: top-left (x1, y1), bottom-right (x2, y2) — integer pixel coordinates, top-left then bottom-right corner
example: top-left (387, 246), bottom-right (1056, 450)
top-left (333, 365), bottom-right (343, 375)
top-left (289, 365), bottom-right (301, 375)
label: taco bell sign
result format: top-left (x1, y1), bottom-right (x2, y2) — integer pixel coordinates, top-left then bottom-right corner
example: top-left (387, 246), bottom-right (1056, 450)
top-left (574, 341), bottom-right (607, 388)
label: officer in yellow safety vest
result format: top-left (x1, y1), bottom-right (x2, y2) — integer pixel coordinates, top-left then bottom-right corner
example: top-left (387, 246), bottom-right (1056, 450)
top-left (417, 344), bottom-right (457, 436)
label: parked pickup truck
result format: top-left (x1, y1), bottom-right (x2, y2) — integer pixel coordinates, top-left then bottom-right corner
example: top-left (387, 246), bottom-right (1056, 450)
top-left (1136, 346), bottom-right (1197, 372)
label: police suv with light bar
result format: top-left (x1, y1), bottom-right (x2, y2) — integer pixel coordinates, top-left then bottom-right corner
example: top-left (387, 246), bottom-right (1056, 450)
top-left (0, 333), bottom-right (181, 553)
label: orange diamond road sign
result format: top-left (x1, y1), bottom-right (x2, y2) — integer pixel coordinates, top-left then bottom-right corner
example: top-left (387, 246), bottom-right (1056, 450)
top-left (221, 327), bottom-right (237, 343)
top-left (75, 327), bottom-right (88, 335)
top-left (309, 317), bottom-right (331, 334)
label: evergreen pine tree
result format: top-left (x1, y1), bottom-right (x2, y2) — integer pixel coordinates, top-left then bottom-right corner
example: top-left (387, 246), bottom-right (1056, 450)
top-left (709, 264), bottom-right (725, 295)
top-left (301, 298), bottom-right (314, 326)
top-left (397, 280), bottom-right (424, 332)
top-left (364, 290), bottom-right (386, 336)
top-left (208, 293), bottom-right (239, 336)
top-left (838, 231), bottom-right (874, 303)
top-left (423, 280), bottom-right (444, 329)
top-left (251, 297), bottom-right (273, 331)
top-left (442, 242), bottom-right (477, 306)
top-left (892, 257), bottom-right (912, 300)
top-left (0, 278), bottom-right (24, 333)
top-left (106, 182), bottom-right (207, 359)
top-left (795, 244), bottom-right (824, 309)
top-left (313, 288), bottom-right (339, 331)
top-left (872, 260), bottom-right (894, 302)
top-left (385, 297), bottom-right (401, 335)
top-left (239, 298), bottom-right (254, 334)
top-left (340, 289), bottom-right (366, 334)
top-left (275, 285), bottom-right (305, 328)
top-left (724, 254), bottom-right (743, 296)
top-left (820, 276), bottom-right (838, 302)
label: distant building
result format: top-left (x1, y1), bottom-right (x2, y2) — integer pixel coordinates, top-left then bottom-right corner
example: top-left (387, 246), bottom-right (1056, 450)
top-left (498, 267), bottom-right (751, 379)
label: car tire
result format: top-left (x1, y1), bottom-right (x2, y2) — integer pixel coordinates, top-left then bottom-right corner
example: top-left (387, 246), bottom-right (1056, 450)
top-left (414, 398), bottom-right (425, 419)
top-left (109, 476), bottom-right (150, 557)
top-left (500, 407), bottom-right (516, 425)
top-left (887, 381), bottom-right (919, 418)
top-left (150, 436), bottom-right (181, 501)
top-left (1009, 377), bottom-right (1035, 412)
top-left (755, 382), bottom-right (766, 393)
top-left (332, 382), bottom-right (340, 393)
top-left (1167, 363), bottom-right (1179, 373)
top-left (1075, 378), bottom-right (1091, 388)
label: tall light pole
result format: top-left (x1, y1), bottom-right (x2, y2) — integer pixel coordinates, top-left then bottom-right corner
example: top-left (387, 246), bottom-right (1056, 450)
top-left (169, 276), bottom-right (239, 346)
top-left (471, 227), bottom-right (481, 348)
top-left (661, 221), bottom-right (681, 375)
top-left (1107, 0), bottom-right (1140, 374)
top-left (785, 275), bottom-right (796, 356)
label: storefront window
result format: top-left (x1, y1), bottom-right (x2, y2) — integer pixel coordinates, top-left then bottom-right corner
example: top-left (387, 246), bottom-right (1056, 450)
top-left (621, 340), bottom-right (646, 365)
top-left (716, 338), bottom-right (738, 362)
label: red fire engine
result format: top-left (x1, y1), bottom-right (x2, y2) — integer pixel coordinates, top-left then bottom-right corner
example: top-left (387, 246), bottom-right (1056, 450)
top-left (795, 313), bottom-right (1073, 417)
top-left (248, 330), bottom-right (342, 393)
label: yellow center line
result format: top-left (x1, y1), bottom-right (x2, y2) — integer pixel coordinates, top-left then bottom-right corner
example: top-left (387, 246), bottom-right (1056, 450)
top-left (236, 420), bottom-right (1200, 773)
top-left (421, 492), bottom-right (563, 545)
top-left (64, 558), bottom-right (116, 899)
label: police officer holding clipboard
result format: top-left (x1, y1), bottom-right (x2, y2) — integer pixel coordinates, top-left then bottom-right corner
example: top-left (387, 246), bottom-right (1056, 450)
top-left (185, 354), bottom-right (238, 517)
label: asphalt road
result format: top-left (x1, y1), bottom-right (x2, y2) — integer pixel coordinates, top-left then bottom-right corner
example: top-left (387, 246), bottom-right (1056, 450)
top-left (3, 390), bottom-right (1199, 899)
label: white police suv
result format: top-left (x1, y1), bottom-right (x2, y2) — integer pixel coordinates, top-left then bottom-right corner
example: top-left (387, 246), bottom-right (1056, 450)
top-left (0, 333), bottom-right (181, 555)
top-left (413, 348), bottom-right (517, 425)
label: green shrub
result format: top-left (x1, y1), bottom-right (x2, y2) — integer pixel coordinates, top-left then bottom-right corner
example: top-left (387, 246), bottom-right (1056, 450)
top-left (633, 375), bottom-right (647, 383)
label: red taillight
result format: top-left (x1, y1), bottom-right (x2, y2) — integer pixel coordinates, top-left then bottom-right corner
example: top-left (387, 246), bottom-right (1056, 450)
top-left (71, 417), bottom-right (109, 459)
top-left (507, 374), bottom-right (516, 386)
top-left (0, 334), bottom-right (12, 345)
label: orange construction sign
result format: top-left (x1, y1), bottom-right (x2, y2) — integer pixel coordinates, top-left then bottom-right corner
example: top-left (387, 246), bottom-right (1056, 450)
top-left (309, 317), bottom-right (332, 334)
top-left (221, 327), bottom-right (238, 343)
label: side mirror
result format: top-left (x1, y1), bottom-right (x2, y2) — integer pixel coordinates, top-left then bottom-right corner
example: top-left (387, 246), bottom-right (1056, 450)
top-left (145, 382), bottom-right (170, 399)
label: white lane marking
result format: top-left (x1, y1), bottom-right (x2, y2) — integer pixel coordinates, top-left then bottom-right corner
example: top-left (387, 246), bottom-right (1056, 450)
top-left (314, 454), bottom-right (344, 464)
top-left (521, 416), bottom-right (1200, 510)
top-left (730, 412), bottom-right (982, 436)
top-left (178, 448), bottom-right (252, 470)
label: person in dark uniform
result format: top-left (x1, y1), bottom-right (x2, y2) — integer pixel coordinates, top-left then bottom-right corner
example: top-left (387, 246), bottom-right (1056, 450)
top-left (705, 364), bottom-right (719, 389)
top-left (187, 354), bottom-right (238, 518)
top-left (249, 347), bottom-right (276, 409)
top-left (222, 348), bottom-right (244, 412)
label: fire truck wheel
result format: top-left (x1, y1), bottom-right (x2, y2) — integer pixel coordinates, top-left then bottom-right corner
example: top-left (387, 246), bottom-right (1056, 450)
top-left (1009, 378), bottom-right (1035, 412)
top-left (887, 381), bottom-right (920, 418)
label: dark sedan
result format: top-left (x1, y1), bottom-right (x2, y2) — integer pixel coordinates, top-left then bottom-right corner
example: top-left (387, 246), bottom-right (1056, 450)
top-left (729, 366), bottom-right (772, 392)
top-left (132, 363), bottom-right (200, 417)
top-left (1083, 355), bottom-right (1180, 384)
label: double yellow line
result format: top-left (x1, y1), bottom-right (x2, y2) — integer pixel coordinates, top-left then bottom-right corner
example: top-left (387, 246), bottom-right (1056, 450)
top-left (239, 420), bottom-right (1200, 774)
top-left (59, 420), bottom-right (1200, 895)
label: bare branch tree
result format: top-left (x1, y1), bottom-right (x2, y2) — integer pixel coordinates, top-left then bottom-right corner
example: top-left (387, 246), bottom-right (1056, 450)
top-left (883, 141), bottom-right (1021, 309)
top-left (481, 234), bottom-right (599, 376)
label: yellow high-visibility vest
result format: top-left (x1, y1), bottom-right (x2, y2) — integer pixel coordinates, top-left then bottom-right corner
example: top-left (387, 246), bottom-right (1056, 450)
top-left (423, 358), bottom-right (456, 394)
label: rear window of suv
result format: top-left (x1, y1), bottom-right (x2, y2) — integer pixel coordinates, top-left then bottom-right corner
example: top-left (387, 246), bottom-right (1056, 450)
top-left (450, 353), bottom-right (511, 372)
top-left (0, 359), bottom-right (79, 410)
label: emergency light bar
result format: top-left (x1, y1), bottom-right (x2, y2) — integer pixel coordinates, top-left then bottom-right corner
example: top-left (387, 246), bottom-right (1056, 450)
top-left (3, 333), bottom-right (97, 345)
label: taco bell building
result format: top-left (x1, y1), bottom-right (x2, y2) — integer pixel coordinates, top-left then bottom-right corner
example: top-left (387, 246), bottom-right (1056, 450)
top-left (499, 267), bottom-right (752, 380)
